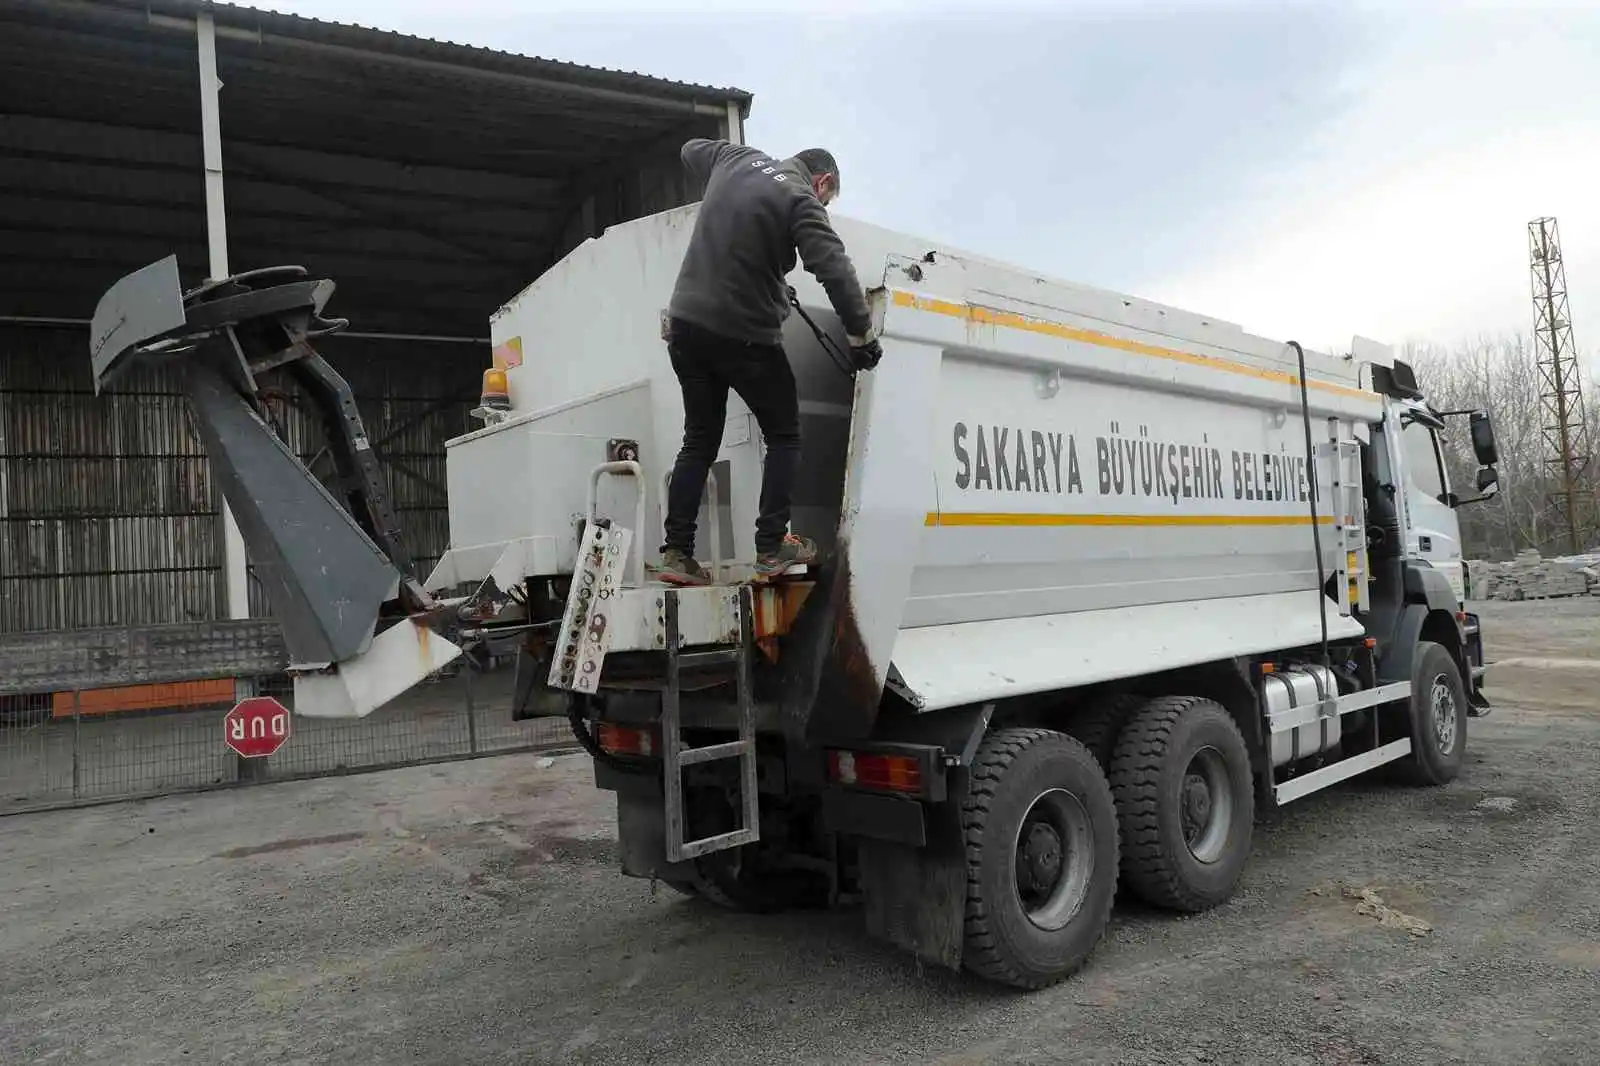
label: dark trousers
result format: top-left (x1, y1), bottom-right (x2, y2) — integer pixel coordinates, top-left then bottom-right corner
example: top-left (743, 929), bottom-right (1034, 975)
top-left (662, 317), bottom-right (801, 557)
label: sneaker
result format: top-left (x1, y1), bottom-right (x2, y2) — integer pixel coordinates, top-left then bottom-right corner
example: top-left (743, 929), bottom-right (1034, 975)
top-left (655, 549), bottom-right (712, 586)
top-left (753, 534), bottom-right (818, 581)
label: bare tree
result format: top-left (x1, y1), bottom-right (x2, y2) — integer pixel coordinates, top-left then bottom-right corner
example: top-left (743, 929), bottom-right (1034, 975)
top-left (1410, 332), bottom-right (1599, 559)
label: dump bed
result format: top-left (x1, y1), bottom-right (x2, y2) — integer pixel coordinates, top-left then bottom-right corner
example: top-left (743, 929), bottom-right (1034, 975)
top-left (437, 205), bottom-right (1391, 738)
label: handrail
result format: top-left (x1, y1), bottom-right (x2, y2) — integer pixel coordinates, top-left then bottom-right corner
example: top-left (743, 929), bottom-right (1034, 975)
top-left (588, 461), bottom-right (647, 586)
top-left (659, 468), bottom-right (725, 583)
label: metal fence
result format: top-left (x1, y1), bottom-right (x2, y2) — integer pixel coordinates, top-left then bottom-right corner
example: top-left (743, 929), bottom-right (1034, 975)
top-left (1, 325), bottom-right (573, 816)
top-left (0, 654), bottom-right (572, 816)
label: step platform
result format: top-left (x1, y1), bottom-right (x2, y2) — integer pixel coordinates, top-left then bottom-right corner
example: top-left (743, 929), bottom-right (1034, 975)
top-left (547, 522), bottom-right (815, 695)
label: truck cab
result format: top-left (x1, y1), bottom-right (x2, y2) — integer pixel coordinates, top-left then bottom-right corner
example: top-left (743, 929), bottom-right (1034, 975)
top-left (1365, 360), bottom-right (1498, 708)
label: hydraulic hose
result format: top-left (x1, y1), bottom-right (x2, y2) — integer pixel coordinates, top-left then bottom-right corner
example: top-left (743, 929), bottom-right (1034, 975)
top-left (1289, 340), bottom-right (1333, 676)
top-left (786, 287), bottom-right (859, 379)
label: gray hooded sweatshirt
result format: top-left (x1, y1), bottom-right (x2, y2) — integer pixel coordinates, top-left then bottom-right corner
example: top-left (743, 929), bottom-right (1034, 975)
top-left (667, 139), bottom-right (874, 348)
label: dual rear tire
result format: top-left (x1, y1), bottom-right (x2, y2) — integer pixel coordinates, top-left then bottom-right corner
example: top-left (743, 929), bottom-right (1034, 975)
top-left (961, 698), bottom-right (1255, 987)
top-left (1106, 696), bottom-right (1255, 912)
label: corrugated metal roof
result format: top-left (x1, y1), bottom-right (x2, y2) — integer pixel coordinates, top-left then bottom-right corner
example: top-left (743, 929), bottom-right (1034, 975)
top-left (1, 0), bottom-right (730, 333)
top-left (100, 0), bottom-right (754, 116)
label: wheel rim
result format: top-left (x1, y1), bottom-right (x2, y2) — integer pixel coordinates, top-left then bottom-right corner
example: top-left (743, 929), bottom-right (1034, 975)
top-left (1012, 787), bottom-right (1094, 932)
top-left (1180, 746), bottom-right (1235, 865)
top-left (1430, 673), bottom-right (1458, 756)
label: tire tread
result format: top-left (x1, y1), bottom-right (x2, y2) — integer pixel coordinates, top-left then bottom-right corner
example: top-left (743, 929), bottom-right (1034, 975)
top-left (1066, 692), bottom-right (1143, 768)
top-left (1398, 641), bottom-right (1468, 786)
top-left (1108, 696), bottom-right (1250, 912)
top-left (961, 727), bottom-right (1118, 989)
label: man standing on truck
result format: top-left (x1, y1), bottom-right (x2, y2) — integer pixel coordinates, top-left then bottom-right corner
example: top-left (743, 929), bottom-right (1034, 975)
top-left (655, 138), bottom-right (883, 586)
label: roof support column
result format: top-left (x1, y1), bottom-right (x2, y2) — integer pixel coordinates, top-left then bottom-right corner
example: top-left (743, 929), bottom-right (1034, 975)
top-left (722, 101), bottom-right (744, 145)
top-left (196, 14), bottom-right (253, 677)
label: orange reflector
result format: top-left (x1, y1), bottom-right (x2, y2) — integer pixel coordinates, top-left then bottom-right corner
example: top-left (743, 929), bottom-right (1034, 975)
top-left (1260, 662), bottom-right (1276, 674)
top-left (597, 723), bottom-right (655, 757)
top-left (1364, 637), bottom-right (1377, 648)
top-left (826, 749), bottom-right (923, 794)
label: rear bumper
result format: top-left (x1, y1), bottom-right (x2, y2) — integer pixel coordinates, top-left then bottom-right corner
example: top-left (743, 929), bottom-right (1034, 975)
top-left (596, 747), bottom-right (934, 856)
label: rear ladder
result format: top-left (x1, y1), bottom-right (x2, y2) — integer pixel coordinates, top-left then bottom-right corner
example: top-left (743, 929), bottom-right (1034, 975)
top-left (661, 585), bottom-right (761, 862)
top-left (549, 508), bottom-right (763, 863)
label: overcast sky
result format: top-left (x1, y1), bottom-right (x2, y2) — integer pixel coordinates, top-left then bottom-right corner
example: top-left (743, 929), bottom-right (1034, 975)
top-left (262, 0), bottom-right (1599, 359)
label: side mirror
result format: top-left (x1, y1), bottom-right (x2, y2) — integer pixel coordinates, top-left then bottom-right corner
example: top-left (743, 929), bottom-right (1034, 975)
top-left (1470, 411), bottom-right (1498, 466)
top-left (1452, 465), bottom-right (1500, 507)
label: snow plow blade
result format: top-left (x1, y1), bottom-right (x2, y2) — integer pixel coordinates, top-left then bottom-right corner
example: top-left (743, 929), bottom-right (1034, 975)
top-left (88, 258), bottom-right (461, 718)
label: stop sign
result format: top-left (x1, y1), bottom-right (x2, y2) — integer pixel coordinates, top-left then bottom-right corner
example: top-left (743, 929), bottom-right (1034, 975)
top-left (224, 696), bottom-right (292, 758)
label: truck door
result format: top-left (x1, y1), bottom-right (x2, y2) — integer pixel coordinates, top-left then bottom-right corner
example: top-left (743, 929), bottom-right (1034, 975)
top-left (1398, 414), bottom-right (1464, 603)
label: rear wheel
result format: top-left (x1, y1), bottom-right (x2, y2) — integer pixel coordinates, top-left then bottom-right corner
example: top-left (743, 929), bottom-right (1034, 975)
top-left (674, 784), bottom-right (829, 913)
top-left (659, 864), bottom-right (767, 910)
top-left (1109, 696), bottom-right (1254, 912)
top-left (1065, 692), bottom-right (1143, 769)
top-left (658, 875), bottom-right (706, 900)
top-left (689, 848), bottom-right (828, 912)
top-left (1398, 641), bottom-right (1467, 786)
top-left (961, 728), bottom-right (1120, 989)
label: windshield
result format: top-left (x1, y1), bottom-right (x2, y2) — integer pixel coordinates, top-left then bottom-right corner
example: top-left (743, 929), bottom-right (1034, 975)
top-left (1401, 417), bottom-right (1446, 499)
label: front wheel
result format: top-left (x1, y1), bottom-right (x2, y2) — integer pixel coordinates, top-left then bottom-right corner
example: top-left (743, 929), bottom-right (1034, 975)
top-left (961, 728), bottom-right (1120, 990)
top-left (1398, 640), bottom-right (1467, 786)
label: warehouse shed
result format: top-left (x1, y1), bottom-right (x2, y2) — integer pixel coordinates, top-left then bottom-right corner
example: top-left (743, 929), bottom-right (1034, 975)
top-left (0, 0), bottom-right (750, 809)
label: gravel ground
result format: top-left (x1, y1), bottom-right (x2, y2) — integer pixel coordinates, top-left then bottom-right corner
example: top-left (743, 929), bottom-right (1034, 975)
top-left (3, 598), bottom-right (1598, 1066)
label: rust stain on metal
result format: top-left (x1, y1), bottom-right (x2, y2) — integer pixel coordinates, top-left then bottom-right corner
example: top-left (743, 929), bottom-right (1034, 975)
top-left (413, 618), bottom-right (435, 671)
top-left (809, 540), bottom-right (883, 740)
top-left (828, 566), bottom-right (882, 717)
top-left (773, 539), bottom-right (883, 742)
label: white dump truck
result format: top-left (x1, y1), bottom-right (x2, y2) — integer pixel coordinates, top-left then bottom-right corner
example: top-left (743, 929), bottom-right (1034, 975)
top-left (92, 203), bottom-right (1498, 989)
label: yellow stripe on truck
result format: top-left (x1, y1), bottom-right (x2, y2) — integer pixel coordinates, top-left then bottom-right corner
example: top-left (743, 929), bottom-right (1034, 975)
top-left (925, 512), bottom-right (1336, 528)
top-left (889, 290), bottom-right (1373, 401)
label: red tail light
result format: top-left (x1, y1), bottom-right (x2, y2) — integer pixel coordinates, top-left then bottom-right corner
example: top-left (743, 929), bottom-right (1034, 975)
top-left (827, 749), bottom-right (923, 794)
top-left (597, 723), bottom-right (656, 757)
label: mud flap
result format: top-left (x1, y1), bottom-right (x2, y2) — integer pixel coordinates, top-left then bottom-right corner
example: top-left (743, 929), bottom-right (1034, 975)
top-left (1463, 609), bottom-right (1491, 717)
top-left (602, 765), bottom-right (698, 884)
top-left (1467, 677), bottom-right (1491, 715)
top-left (857, 794), bottom-right (967, 973)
